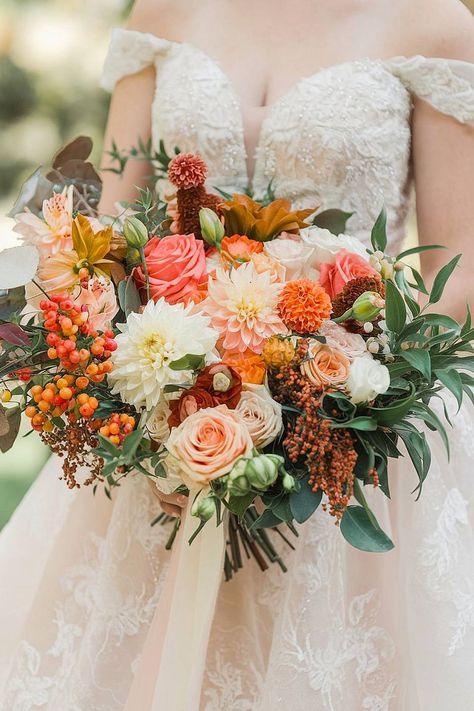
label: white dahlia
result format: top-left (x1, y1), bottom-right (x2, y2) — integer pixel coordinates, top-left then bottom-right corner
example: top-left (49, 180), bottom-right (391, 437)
top-left (201, 263), bottom-right (288, 354)
top-left (109, 299), bottom-right (218, 410)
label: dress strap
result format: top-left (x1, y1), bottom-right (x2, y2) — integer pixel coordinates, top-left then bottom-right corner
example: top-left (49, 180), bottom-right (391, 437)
top-left (101, 28), bottom-right (174, 92)
top-left (384, 55), bottom-right (474, 124)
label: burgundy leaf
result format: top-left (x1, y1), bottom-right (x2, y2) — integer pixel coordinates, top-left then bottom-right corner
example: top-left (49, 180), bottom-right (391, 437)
top-left (0, 323), bottom-right (31, 347)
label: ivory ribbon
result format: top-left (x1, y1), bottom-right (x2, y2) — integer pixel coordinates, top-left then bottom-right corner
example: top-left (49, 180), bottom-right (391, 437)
top-left (124, 495), bottom-right (225, 711)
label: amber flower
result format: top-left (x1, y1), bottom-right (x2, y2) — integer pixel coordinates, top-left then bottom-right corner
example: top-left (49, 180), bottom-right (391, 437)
top-left (262, 336), bottom-right (296, 370)
top-left (332, 276), bottom-right (385, 333)
top-left (278, 279), bottom-right (332, 334)
top-left (167, 153), bottom-right (221, 239)
top-left (222, 349), bottom-right (266, 385)
top-left (220, 194), bottom-right (313, 242)
top-left (221, 234), bottom-right (263, 268)
top-left (195, 364), bottom-right (242, 408)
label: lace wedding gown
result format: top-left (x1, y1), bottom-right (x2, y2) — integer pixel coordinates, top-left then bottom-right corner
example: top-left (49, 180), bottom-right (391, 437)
top-left (1, 28), bottom-right (474, 711)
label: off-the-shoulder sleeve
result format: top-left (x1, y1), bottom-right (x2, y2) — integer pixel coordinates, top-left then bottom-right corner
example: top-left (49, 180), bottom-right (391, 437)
top-left (100, 28), bottom-right (173, 92)
top-left (384, 55), bottom-right (474, 124)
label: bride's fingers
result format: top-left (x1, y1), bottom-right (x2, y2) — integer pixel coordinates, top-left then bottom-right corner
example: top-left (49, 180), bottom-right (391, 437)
top-left (160, 492), bottom-right (188, 508)
top-left (160, 501), bottom-right (182, 518)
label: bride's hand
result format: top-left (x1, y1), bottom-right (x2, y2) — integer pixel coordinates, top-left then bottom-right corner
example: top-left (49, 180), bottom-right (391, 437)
top-left (147, 479), bottom-right (187, 518)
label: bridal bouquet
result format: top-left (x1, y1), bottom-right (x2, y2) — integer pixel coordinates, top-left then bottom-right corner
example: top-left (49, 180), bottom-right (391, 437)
top-left (1, 138), bottom-right (472, 576)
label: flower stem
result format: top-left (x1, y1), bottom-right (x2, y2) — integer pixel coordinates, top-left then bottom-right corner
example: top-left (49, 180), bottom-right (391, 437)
top-left (139, 247), bottom-right (151, 303)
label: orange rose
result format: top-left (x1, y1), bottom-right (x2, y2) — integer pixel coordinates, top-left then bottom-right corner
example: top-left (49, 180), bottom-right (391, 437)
top-left (319, 249), bottom-right (379, 298)
top-left (301, 340), bottom-right (350, 387)
top-left (221, 234), bottom-right (263, 268)
top-left (222, 349), bottom-right (266, 385)
top-left (165, 404), bottom-right (253, 486)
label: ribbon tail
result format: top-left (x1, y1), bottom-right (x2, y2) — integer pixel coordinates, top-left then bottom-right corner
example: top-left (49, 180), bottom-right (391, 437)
top-left (124, 502), bottom-right (225, 711)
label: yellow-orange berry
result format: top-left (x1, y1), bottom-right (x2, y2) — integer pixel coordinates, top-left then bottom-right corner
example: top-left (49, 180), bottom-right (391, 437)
top-left (59, 387), bottom-right (73, 400)
top-left (109, 422), bottom-right (120, 435)
top-left (56, 378), bottom-right (68, 390)
top-left (77, 393), bottom-right (89, 406)
top-left (88, 397), bottom-right (99, 410)
top-left (25, 405), bottom-right (37, 418)
top-left (75, 376), bottom-right (89, 390)
top-left (41, 389), bottom-right (55, 403)
top-left (100, 425), bottom-right (110, 437)
top-left (79, 404), bottom-right (93, 418)
top-left (47, 348), bottom-right (57, 359)
top-left (38, 400), bottom-right (51, 412)
top-left (31, 385), bottom-right (43, 396)
top-left (42, 420), bottom-right (54, 433)
top-left (109, 435), bottom-right (120, 445)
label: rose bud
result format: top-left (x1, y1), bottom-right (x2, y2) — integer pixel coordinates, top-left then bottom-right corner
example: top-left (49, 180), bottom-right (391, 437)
top-left (191, 494), bottom-right (216, 521)
top-left (244, 453), bottom-right (284, 490)
top-left (124, 216), bottom-right (149, 250)
top-left (227, 473), bottom-right (251, 497)
top-left (282, 472), bottom-right (297, 492)
top-left (351, 291), bottom-right (385, 322)
top-left (199, 208), bottom-right (225, 248)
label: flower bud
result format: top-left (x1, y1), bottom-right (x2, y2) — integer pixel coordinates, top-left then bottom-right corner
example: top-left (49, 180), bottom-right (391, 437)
top-left (213, 372), bottom-right (232, 392)
top-left (351, 291), bottom-right (385, 322)
top-left (227, 474), bottom-right (251, 497)
top-left (123, 216), bottom-right (149, 249)
top-left (380, 258), bottom-right (394, 280)
top-left (363, 322), bottom-right (374, 334)
top-left (282, 472), bottom-right (297, 491)
top-left (394, 260), bottom-right (405, 272)
top-left (199, 208), bottom-right (225, 248)
top-left (245, 453), bottom-right (284, 491)
top-left (191, 494), bottom-right (216, 521)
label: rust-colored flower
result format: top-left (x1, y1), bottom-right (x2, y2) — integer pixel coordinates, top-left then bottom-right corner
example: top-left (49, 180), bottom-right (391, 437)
top-left (168, 153), bottom-right (208, 189)
top-left (262, 336), bottom-right (296, 370)
top-left (168, 387), bottom-right (216, 428)
top-left (219, 194), bottom-right (313, 242)
top-left (195, 363), bottom-right (242, 408)
top-left (278, 279), bottom-right (332, 334)
top-left (221, 234), bottom-right (263, 268)
top-left (222, 350), bottom-right (266, 385)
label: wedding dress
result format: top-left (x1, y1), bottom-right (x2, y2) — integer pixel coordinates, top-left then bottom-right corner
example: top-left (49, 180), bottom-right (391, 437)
top-left (1, 28), bottom-right (474, 711)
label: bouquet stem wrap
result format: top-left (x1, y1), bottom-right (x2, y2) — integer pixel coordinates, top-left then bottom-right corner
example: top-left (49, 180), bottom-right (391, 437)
top-left (124, 492), bottom-right (225, 711)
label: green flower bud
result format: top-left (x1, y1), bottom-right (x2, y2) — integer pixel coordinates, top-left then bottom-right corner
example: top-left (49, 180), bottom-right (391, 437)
top-left (228, 474), bottom-right (251, 497)
top-left (282, 472), bottom-right (297, 492)
top-left (380, 258), bottom-right (394, 280)
top-left (351, 291), bottom-right (385, 323)
top-left (123, 216), bottom-right (149, 249)
top-left (199, 208), bottom-right (225, 248)
top-left (245, 453), bottom-right (283, 491)
top-left (191, 494), bottom-right (216, 521)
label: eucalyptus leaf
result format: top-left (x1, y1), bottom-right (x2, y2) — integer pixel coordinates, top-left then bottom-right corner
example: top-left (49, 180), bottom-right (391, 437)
top-left (117, 276), bottom-right (142, 317)
top-left (250, 509), bottom-right (282, 530)
top-left (289, 478), bottom-right (322, 523)
top-left (330, 416), bottom-right (378, 431)
top-left (312, 209), bottom-right (354, 235)
top-left (340, 505), bottom-right (394, 552)
top-left (397, 244), bottom-right (446, 260)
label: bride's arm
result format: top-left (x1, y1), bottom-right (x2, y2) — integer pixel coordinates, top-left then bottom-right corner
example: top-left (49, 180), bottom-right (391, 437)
top-left (411, 2), bottom-right (474, 321)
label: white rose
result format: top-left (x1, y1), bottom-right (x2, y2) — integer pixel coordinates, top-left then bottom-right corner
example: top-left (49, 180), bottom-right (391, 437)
top-left (346, 356), bottom-right (390, 404)
top-left (319, 320), bottom-right (369, 361)
top-left (235, 383), bottom-right (283, 448)
top-left (300, 226), bottom-right (369, 266)
top-left (146, 399), bottom-right (172, 444)
top-left (264, 235), bottom-right (314, 281)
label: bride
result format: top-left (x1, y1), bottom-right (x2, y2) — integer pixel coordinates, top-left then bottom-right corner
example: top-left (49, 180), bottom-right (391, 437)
top-left (1, 0), bottom-right (474, 708)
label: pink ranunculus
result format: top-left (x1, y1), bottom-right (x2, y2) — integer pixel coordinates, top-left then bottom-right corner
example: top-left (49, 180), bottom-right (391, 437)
top-left (165, 404), bottom-right (253, 487)
top-left (134, 233), bottom-right (207, 305)
top-left (75, 278), bottom-right (119, 332)
top-left (319, 249), bottom-right (380, 298)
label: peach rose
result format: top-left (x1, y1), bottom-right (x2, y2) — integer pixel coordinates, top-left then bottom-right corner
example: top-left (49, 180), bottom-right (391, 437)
top-left (75, 278), bottom-right (118, 332)
top-left (249, 252), bottom-right (286, 283)
top-left (319, 320), bottom-right (369, 361)
top-left (134, 233), bottom-right (207, 305)
top-left (301, 340), bottom-right (350, 387)
top-left (319, 249), bottom-right (379, 298)
top-left (165, 404), bottom-right (253, 486)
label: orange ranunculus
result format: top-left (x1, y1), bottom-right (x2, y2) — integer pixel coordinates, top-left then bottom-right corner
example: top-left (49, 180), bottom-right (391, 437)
top-left (319, 249), bottom-right (380, 299)
top-left (301, 341), bottom-right (350, 387)
top-left (278, 279), bottom-right (332, 334)
top-left (168, 387), bottom-right (216, 428)
top-left (221, 234), bottom-right (263, 268)
top-left (222, 349), bottom-right (266, 385)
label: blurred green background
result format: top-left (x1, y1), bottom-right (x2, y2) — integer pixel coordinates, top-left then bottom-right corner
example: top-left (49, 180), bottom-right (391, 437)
top-left (0, 0), bottom-right (473, 528)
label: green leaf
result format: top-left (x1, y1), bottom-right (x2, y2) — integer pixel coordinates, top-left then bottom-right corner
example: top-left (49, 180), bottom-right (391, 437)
top-left (368, 383), bottom-right (417, 426)
top-left (429, 254), bottom-right (461, 304)
top-left (409, 402), bottom-right (450, 458)
top-left (97, 433), bottom-right (120, 456)
top-left (330, 416), bottom-right (378, 431)
top-left (384, 279), bottom-right (407, 333)
top-left (289, 479), bottom-right (322, 523)
top-left (408, 267), bottom-right (428, 295)
top-left (312, 209), bottom-right (354, 235)
top-left (434, 369), bottom-right (463, 411)
top-left (401, 348), bottom-right (431, 380)
top-left (117, 276), bottom-right (142, 317)
top-left (340, 505), bottom-right (394, 552)
top-left (461, 304), bottom-right (472, 337)
top-left (413, 313), bottom-right (461, 333)
top-left (169, 354), bottom-right (206, 371)
top-left (227, 492), bottom-right (256, 517)
top-left (122, 428), bottom-right (143, 457)
top-left (250, 509), bottom-right (282, 530)
top-left (397, 244), bottom-right (446, 260)
top-left (370, 207), bottom-right (387, 252)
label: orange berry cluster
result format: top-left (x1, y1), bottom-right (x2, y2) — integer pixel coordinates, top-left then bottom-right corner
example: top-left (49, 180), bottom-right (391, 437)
top-left (25, 375), bottom-right (100, 432)
top-left (40, 293), bottom-right (117, 379)
top-left (100, 413), bottom-right (136, 446)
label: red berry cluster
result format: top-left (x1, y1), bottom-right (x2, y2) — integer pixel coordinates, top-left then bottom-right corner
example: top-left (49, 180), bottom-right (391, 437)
top-left (40, 293), bottom-right (117, 381)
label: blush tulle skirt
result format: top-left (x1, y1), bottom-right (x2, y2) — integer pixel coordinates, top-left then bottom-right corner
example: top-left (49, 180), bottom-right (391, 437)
top-left (1, 395), bottom-right (473, 711)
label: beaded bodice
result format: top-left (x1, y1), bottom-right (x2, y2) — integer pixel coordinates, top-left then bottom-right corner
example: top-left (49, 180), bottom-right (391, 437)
top-left (102, 29), bottom-right (474, 253)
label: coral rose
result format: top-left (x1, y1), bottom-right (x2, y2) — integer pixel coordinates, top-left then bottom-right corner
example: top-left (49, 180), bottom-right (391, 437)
top-left (319, 249), bottom-right (379, 299)
top-left (195, 364), bottom-right (242, 408)
top-left (301, 340), bottom-right (350, 387)
top-left (165, 404), bottom-right (253, 486)
top-left (134, 233), bottom-right (207, 305)
top-left (222, 350), bottom-right (266, 385)
top-left (168, 387), bottom-right (216, 428)
top-left (221, 234), bottom-right (263, 268)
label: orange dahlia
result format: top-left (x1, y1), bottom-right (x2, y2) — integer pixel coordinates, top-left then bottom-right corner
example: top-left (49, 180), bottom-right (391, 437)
top-left (222, 350), bottom-right (266, 385)
top-left (278, 279), bottom-right (332, 334)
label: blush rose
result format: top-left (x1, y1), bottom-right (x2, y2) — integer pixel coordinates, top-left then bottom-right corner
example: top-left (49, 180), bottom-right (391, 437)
top-left (319, 249), bottom-right (380, 298)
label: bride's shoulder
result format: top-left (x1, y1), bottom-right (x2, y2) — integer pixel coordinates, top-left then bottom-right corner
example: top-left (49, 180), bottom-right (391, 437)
top-left (394, 0), bottom-right (474, 61)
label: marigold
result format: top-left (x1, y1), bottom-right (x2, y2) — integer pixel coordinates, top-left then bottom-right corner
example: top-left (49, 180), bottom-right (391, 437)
top-left (278, 279), bottom-right (332, 334)
top-left (222, 350), bottom-right (266, 385)
top-left (262, 336), bottom-right (296, 370)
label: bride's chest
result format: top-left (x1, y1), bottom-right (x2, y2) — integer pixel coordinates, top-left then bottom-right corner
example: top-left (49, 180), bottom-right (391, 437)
top-left (151, 44), bottom-right (413, 200)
